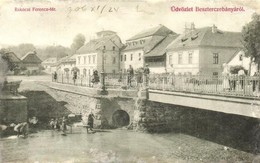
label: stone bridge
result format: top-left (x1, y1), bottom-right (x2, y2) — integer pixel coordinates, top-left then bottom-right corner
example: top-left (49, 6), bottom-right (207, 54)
top-left (38, 81), bottom-right (260, 133)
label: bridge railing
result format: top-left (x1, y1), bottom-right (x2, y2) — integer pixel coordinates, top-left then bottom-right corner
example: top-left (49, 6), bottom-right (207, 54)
top-left (52, 73), bottom-right (260, 98)
top-left (52, 73), bottom-right (139, 89)
top-left (149, 74), bottom-right (260, 97)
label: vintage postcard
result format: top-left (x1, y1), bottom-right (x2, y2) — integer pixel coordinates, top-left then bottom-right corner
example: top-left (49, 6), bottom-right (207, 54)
top-left (0, 0), bottom-right (260, 162)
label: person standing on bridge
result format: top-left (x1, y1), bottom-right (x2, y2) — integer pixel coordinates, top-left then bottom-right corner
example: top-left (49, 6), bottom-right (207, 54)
top-left (222, 63), bottom-right (230, 91)
top-left (127, 65), bottom-right (134, 87)
top-left (238, 69), bottom-right (245, 90)
top-left (143, 64), bottom-right (150, 87)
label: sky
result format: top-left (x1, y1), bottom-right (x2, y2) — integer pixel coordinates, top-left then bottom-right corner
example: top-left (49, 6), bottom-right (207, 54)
top-left (0, 0), bottom-right (259, 48)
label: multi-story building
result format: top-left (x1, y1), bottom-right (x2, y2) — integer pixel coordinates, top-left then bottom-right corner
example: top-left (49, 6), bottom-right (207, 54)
top-left (75, 30), bottom-right (123, 75)
top-left (166, 24), bottom-right (243, 75)
top-left (120, 24), bottom-right (178, 73)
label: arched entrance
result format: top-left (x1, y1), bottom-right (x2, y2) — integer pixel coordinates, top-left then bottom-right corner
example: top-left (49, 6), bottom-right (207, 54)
top-left (112, 110), bottom-right (130, 127)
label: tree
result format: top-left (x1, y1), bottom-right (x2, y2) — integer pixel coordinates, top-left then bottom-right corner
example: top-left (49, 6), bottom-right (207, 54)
top-left (0, 48), bottom-right (19, 72)
top-left (8, 43), bottom-right (36, 58)
top-left (70, 34), bottom-right (85, 52)
top-left (242, 13), bottom-right (260, 71)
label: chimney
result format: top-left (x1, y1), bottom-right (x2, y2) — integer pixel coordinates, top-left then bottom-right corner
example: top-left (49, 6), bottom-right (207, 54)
top-left (212, 24), bottom-right (217, 33)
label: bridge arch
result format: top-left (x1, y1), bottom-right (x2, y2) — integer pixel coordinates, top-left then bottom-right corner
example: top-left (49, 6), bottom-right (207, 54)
top-left (112, 110), bottom-right (130, 127)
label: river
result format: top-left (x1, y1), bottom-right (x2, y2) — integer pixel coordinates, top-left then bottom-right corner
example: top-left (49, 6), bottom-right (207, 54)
top-left (0, 127), bottom-right (255, 163)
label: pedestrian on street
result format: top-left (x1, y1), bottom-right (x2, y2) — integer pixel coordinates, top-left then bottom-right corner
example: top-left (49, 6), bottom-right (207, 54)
top-left (73, 71), bottom-right (77, 85)
top-left (53, 71), bottom-right (57, 82)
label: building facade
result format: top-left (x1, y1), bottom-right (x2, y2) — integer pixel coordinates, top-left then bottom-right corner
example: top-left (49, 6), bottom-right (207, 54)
top-left (42, 57), bottom-right (58, 73)
top-left (21, 51), bottom-right (42, 75)
top-left (120, 25), bottom-right (178, 73)
top-left (56, 55), bottom-right (76, 75)
top-left (75, 30), bottom-right (123, 75)
top-left (166, 24), bottom-right (243, 75)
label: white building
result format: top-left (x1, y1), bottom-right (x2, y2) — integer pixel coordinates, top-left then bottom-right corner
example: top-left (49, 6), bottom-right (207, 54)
top-left (227, 50), bottom-right (257, 75)
top-left (75, 30), bottom-right (124, 76)
top-left (121, 25), bottom-right (178, 73)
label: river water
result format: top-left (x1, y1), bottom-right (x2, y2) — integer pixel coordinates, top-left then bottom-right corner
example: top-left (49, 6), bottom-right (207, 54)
top-left (0, 127), bottom-right (255, 163)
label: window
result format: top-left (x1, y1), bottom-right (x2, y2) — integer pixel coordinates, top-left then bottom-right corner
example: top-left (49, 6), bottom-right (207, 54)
top-left (169, 55), bottom-right (172, 65)
top-left (84, 56), bottom-right (86, 64)
top-left (188, 52), bottom-right (193, 64)
top-left (124, 55), bottom-right (126, 61)
top-left (239, 54), bottom-right (243, 61)
top-left (131, 54), bottom-right (133, 61)
top-left (113, 46), bottom-right (115, 51)
top-left (93, 55), bottom-right (96, 64)
top-left (213, 72), bottom-right (218, 76)
top-left (213, 53), bottom-right (219, 64)
top-left (178, 53), bottom-right (183, 64)
top-left (139, 53), bottom-right (141, 61)
top-left (121, 55), bottom-right (123, 62)
top-left (88, 56), bottom-right (91, 64)
top-left (112, 57), bottom-right (116, 64)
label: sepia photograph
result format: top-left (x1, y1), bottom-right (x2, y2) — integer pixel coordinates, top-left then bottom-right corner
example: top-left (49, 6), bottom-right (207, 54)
top-left (0, 0), bottom-right (260, 162)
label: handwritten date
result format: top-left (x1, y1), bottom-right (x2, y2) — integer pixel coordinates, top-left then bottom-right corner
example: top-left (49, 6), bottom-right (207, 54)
top-left (67, 5), bottom-right (119, 15)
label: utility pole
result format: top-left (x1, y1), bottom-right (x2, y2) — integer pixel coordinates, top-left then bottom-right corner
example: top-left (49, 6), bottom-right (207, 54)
top-left (100, 46), bottom-right (108, 95)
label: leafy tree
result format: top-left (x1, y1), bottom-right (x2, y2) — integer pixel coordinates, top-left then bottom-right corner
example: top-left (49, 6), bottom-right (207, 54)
top-left (242, 13), bottom-right (260, 71)
top-left (230, 65), bottom-right (248, 75)
top-left (70, 34), bottom-right (85, 52)
top-left (0, 48), bottom-right (19, 72)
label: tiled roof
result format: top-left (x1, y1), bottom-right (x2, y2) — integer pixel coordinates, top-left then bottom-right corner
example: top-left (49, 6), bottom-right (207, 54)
top-left (167, 27), bottom-right (243, 50)
top-left (127, 25), bottom-right (176, 41)
top-left (21, 51), bottom-right (42, 63)
top-left (123, 25), bottom-right (177, 53)
top-left (59, 55), bottom-right (76, 64)
top-left (123, 36), bottom-right (165, 51)
top-left (77, 35), bottom-right (123, 54)
top-left (145, 34), bottom-right (179, 57)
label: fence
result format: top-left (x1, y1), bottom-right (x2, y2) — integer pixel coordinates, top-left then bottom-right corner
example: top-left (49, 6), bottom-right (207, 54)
top-left (52, 73), bottom-right (142, 89)
top-left (149, 74), bottom-right (260, 98)
top-left (52, 73), bottom-right (260, 98)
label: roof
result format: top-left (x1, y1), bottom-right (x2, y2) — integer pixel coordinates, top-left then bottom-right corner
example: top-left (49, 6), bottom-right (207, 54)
top-left (96, 30), bottom-right (116, 35)
top-left (145, 34), bottom-right (179, 57)
top-left (127, 25), bottom-right (176, 41)
top-left (42, 57), bottom-right (57, 64)
top-left (167, 27), bottom-right (243, 50)
top-left (5, 52), bottom-right (21, 63)
top-left (21, 51), bottom-right (42, 63)
top-left (124, 35), bottom-right (165, 51)
top-left (226, 49), bottom-right (244, 64)
top-left (77, 35), bottom-right (123, 54)
top-left (59, 55), bottom-right (76, 64)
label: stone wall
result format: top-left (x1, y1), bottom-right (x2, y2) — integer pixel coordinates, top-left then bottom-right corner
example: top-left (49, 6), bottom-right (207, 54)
top-left (0, 97), bottom-right (28, 123)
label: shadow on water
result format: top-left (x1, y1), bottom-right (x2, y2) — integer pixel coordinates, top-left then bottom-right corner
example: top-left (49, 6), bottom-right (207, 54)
top-left (20, 90), bottom-right (72, 125)
top-left (169, 106), bottom-right (258, 154)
